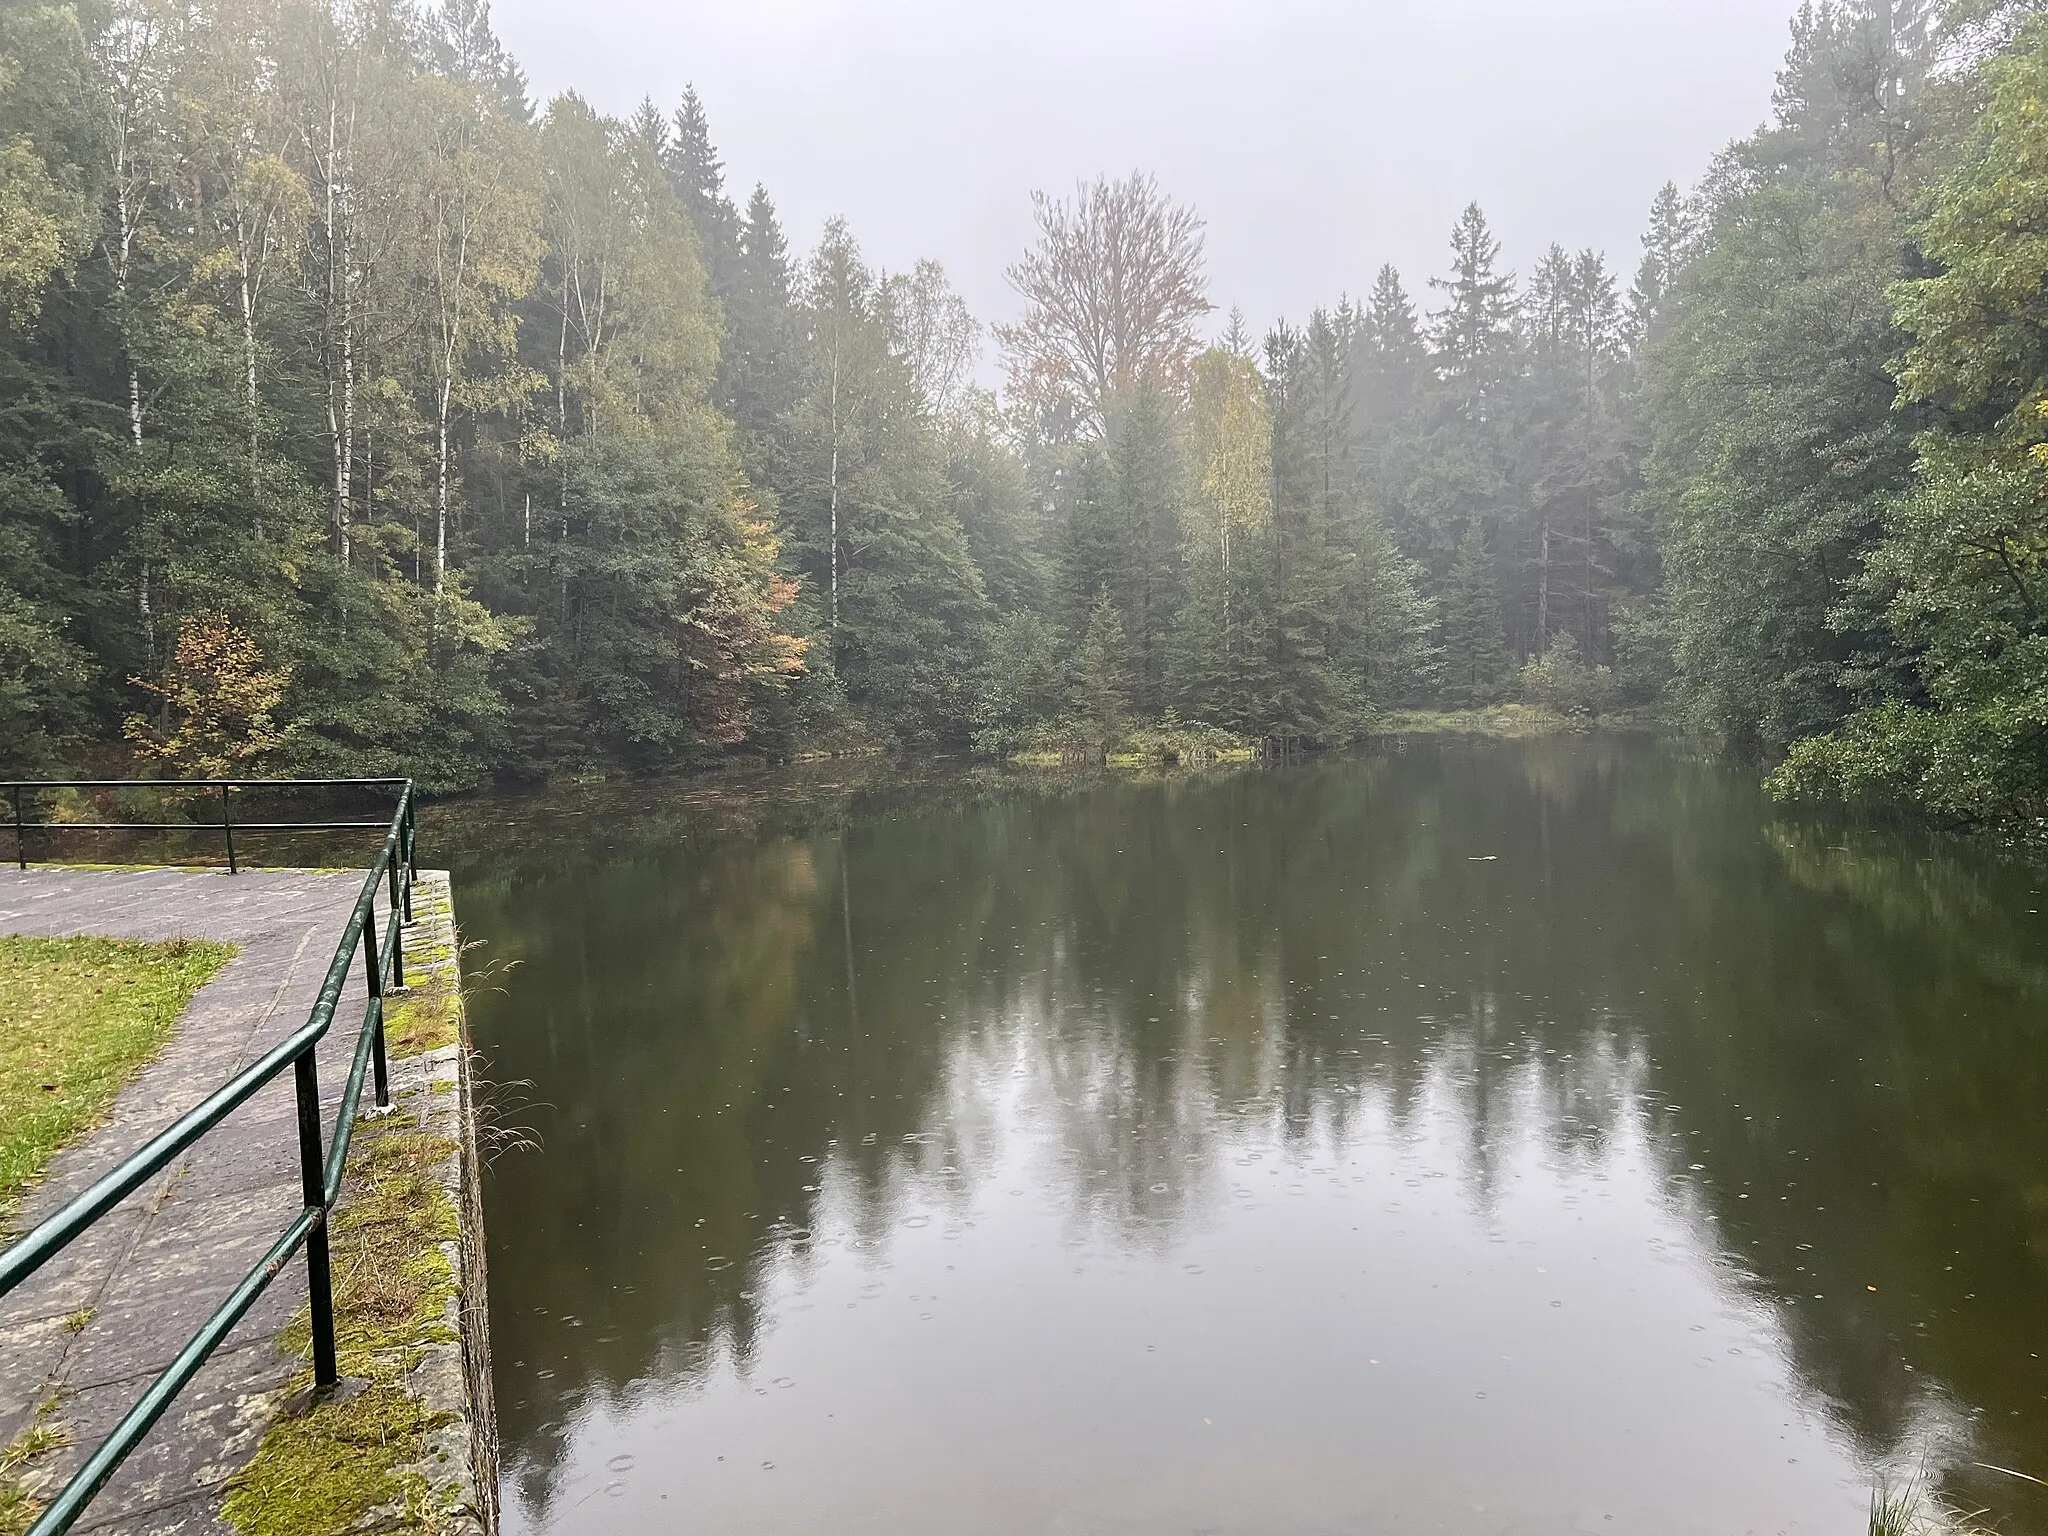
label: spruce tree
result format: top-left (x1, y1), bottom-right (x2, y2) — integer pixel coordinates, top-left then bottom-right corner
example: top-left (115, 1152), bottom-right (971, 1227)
top-left (725, 185), bottom-right (800, 458)
top-left (1627, 183), bottom-right (1687, 351)
top-left (1055, 441), bottom-right (1120, 633)
top-left (1261, 317), bottom-right (1359, 745)
top-left (1108, 384), bottom-right (1183, 717)
top-left (1357, 264), bottom-right (1426, 421)
top-left (1429, 203), bottom-right (1518, 414)
top-left (1440, 525), bottom-right (1511, 707)
top-left (664, 86), bottom-right (743, 296)
top-left (1071, 589), bottom-right (1132, 740)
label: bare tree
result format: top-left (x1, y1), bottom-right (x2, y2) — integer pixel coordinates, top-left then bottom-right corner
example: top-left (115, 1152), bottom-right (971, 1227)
top-left (997, 172), bottom-right (1210, 437)
top-left (880, 258), bottom-right (979, 420)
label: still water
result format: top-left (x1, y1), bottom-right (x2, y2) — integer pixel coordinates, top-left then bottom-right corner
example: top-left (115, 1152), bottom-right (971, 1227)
top-left (435, 739), bottom-right (2048, 1535)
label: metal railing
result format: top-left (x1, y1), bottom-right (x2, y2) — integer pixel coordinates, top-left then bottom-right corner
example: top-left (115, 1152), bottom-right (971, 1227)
top-left (0, 779), bottom-right (419, 1536)
top-left (6, 777), bottom-right (411, 874)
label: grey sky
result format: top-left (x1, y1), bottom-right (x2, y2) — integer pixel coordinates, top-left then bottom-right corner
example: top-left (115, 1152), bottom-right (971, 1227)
top-left (492, 0), bottom-right (1798, 353)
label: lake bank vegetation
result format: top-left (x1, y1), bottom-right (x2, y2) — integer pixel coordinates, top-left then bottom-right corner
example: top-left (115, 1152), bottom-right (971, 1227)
top-left (2, 1), bottom-right (2045, 834)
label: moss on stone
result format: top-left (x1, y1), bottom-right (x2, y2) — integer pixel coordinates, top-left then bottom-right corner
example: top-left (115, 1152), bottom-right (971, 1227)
top-left (384, 879), bottom-right (462, 1061)
top-left (223, 878), bottom-right (472, 1536)
top-left (223, 1123), bottom-right (463, 1536)
top-left (385, 984), bottom-right (460, 1061)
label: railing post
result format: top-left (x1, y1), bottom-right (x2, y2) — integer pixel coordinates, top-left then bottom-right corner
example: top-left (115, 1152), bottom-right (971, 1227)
top-left (371, 1008), bottom-right (391, 1113)
top-left (363, 905), bottom-right (390, 1111)
top-left (386, 825), bottom-right (407, 993)
top-left (388, 894), bottom-right (406, 994)
top-left (363, 903), bottom-right (383, 1004)
top-left (294, 1050), bottom-right (339, 1389)
top-left (401, 797), bottom-right (416, 916)
top-left (10, 785), bottom-right (22, 871)
top-left (221, 784), bottom-right (237, 875)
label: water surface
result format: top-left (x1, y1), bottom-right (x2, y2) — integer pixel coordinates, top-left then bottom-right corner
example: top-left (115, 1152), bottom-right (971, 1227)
top-left (439, 739), bottom-right (2048, 1534)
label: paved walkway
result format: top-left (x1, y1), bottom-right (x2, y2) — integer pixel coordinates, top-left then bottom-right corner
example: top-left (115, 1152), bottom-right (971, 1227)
top-left (0, 868), bottom-right (400, 1534)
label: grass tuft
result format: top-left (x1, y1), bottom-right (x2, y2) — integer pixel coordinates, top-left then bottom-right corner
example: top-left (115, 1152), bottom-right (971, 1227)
top-left (1868, 1472), bottom-right (2003, 1536)
top-left (1871, 1481), bottom-right (1921, 1536)
top-left (0, 1400), bottom-right (71, 1536)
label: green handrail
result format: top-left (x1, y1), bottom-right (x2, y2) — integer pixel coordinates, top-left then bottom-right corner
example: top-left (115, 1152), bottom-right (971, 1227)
top-left (4, 776), bottom-right (412, 874)
top-left (0, 779), bottom-right (420, 1535)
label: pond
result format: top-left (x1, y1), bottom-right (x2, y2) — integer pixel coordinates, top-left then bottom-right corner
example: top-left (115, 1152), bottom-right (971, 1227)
top-left (433, 738), bottom-right (2048, 1535)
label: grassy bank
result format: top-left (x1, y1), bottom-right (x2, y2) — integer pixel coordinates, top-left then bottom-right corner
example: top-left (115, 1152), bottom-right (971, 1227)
top-left (1010, 720), bottom-right (1259, 768)
top-left (1373, 705), bottom-right (1664, 739)
top-left (0, 936), bottom-right (234, 1231)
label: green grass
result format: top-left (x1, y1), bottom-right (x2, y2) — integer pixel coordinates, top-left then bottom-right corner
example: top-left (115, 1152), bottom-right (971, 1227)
top-left (0, 935), bottom-right (234, 1230)
top-left (0, 1397), bottom-right (70, 1536)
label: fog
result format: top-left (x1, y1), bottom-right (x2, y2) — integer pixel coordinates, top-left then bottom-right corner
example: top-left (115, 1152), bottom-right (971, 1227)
top-left (491, 0), bottom-right (1797, 344)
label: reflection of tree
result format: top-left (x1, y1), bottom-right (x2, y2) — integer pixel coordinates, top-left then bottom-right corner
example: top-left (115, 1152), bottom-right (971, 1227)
top-left (1654, 811), bottom-right (2048, 1524)
top-left (453, 740), bottom-right (2048, 1532)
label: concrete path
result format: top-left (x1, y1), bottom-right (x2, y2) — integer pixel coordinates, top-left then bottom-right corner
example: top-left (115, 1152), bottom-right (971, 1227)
top-left (0, 868), bottom-right (401, 1534)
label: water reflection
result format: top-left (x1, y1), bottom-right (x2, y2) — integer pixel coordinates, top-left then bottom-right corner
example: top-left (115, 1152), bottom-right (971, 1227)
top-left (439, 740), bottom-right (2048, 1534)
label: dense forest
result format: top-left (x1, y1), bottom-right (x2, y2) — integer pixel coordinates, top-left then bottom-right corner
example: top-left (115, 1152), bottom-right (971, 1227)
top-left (2, 0), bottom-right (2045, 832)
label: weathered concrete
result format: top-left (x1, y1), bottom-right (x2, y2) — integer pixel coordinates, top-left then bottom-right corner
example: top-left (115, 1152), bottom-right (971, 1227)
top-left (383, 873), bottom-right (498, 1536)
top-left (0, 868), bottom-right (494, 1534)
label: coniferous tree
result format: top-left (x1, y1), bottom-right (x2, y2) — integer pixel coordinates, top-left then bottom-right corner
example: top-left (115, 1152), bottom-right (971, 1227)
top-left (1647, 0), bottom-right (1930, 752)
top-left (1350, 264), bottom-right (1435, 583)
top-left (1440, 524), bottom-right (1511, 706)
top-left (663, 86), bottom-right (743, 297)
top-left (1053, 434), bottom-right (1115, 628)
top-left (1071, 588), bottom-right (1132, 740)
top-left (1404, 204), bottom-right (1524, 631)
top-left (776, 220), bottom-right (991, 743)
top-left (1261, 317), bottom-right (1360, 744)
top-left (1171, 346), bottom-right (1272, 729)
top-left (947, 393), bottom-right (1046, 615)
top-left (725, 184), bottom-right (799, 462)
top-left (1627, 182), bottom-right (1688, 350)
top-left (1430, 203), bottom-right (1518, 417)
top-left (1106, 383), bottom-right (1183, 715)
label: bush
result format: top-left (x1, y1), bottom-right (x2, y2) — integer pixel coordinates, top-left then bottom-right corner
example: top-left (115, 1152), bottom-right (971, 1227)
top-left (1519, 633), bottom-right (1618, 720)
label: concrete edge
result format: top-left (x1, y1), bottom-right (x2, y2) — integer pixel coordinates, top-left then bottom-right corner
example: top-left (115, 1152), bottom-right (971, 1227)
top-left (387, 871), bottom-right (499, 1535)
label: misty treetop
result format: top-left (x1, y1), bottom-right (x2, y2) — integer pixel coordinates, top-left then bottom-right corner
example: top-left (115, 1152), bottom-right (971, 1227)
top-left (3, 0), bottom-right (2045, 835)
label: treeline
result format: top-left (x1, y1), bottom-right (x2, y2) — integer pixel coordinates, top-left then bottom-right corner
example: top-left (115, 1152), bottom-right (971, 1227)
top-left (3, 0), bottom-right (2046, 831)
top-left (1651, 0), bottom-right (2048, 831)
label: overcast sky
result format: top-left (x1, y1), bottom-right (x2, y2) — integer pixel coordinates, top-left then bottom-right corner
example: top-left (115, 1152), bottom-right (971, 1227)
top-left (491, 0), bottom-right (1799, 354)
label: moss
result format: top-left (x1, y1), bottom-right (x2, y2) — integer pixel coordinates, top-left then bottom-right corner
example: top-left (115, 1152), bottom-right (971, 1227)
top-left (384, 985), bottom-right (460, 1061)
top-left (0, 935), bottom-right (235, 1229)
top-left (384, 878), bottom-right (463, 1061)
top-left (223, 1123), bottom-right (463, 1536)
top-left (224, 879), bottom-right (472, 1536)
top-left (220, 1372), bottom-right (467, 1536)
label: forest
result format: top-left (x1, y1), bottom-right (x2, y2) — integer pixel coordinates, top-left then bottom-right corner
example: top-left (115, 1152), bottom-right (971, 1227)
top-left (1, 0), bottom-right (2044, 834)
